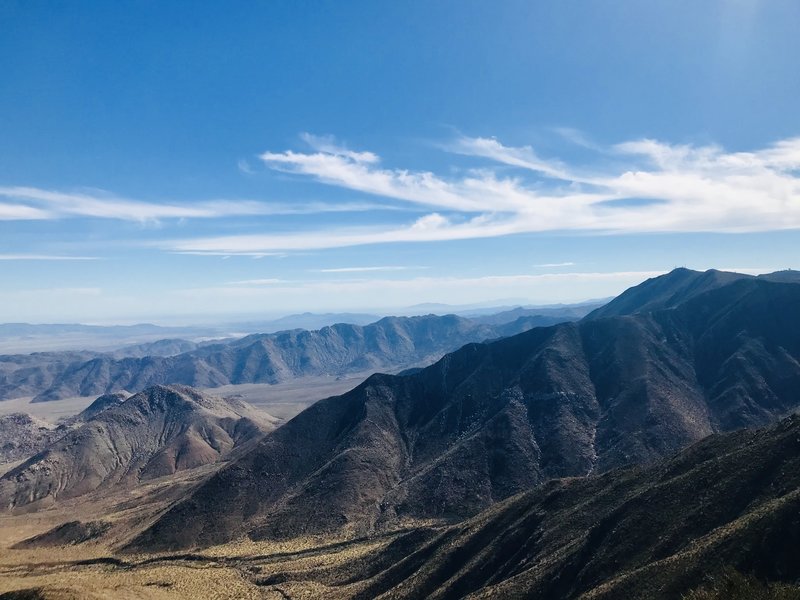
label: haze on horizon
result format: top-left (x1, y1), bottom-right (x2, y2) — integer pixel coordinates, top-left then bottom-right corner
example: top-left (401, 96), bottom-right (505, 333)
top-left (1, 1), bottom-right (799, 323)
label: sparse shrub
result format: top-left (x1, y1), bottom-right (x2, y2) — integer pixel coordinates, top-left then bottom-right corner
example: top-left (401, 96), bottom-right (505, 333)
top-left (683, 569), bottom-right (800, 600)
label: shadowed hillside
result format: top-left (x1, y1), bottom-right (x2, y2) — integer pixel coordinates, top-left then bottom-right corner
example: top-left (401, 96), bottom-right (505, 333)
top-left (271, 414), bottom-right (800, 600)
top-left (128, 276), bottom-right (800, 550)
top-left (585, 267), bottom-right (800, 319)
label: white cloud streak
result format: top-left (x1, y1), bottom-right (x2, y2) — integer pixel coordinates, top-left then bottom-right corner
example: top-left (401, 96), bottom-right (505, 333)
top-left (172, 251), bottom-right (286, 258)
top-left (0, 186), bottom-right (395, 223)
top-left (315, 266), bottom-right (427, 273)
top-left (9, 132), bottom-right (800, 255)
top-left (446, 136), bottom-right (572, 180)
top-left (0, 203), bottom-right (53, 220)
top-left (171, 270), bottom-right (666, 310)
top-left (0, 254), bottom-right (100, 261)
top-left (225, 278), bottom-right (286, 285)
top-left (169, 133), bottom-right (800, 254)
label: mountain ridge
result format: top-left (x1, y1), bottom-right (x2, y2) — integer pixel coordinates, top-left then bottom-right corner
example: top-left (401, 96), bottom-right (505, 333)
top-left (0, 385), bottom-right (276, 509)
top-left (585, 267), bottom-right (800, 319)
top-left (263, 413), bottom-right (800, 600)
top-left (0, 313), bottom-right (555, 402)
top-left (127, 275), bottom-right (800, 550)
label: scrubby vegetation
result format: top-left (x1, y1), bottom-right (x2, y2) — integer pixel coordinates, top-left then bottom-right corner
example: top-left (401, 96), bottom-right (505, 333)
top-left (684, 570), bottom-right (800, 600)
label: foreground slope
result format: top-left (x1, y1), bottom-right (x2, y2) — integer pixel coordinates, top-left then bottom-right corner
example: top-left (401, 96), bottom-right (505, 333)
top-left (281, 414), bottom-right (800, 600)
top-left (5, 406), bottom-right (798, 599)
top-left (130, 276), bottom-right (800, 550)
top-left (0, 385), bottom-right (275, 509)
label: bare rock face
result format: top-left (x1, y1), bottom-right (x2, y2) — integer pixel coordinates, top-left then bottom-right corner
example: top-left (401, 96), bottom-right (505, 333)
top-left (0, 413), bottom-right (59, 464)
top-left (0, 385), bottom-right (275, 509)
top-left (75, 391), bottom-right (129, 420)
top-left (130, 277), bottom-right (800, 550)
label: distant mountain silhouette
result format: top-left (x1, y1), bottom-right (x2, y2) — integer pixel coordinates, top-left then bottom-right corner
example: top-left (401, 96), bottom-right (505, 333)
top-left (0, 385), bottom-right (275, 509)
top-left (108, 338), bottom-right (200, 359)
top-left (0, 350), bottom-right (100, 399)
top-left (470, 301), bottom-right (602, 326)
top-left (0, 314), bottom-right (550, 402)
top-left (129, 274), bottom-right (800, 550)
top-left (0, 322), bottom-right (223, 354)
top-left (233, 311), bottom-right (382, 332)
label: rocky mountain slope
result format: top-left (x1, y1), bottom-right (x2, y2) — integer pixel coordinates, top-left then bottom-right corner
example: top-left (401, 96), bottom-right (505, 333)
top-left (585, 267), bottom-right (800, 319)
top-left (2, 314), bottom-right (548, 402)
top-left (0, 385), bottom-right (276, 509)
top-left (0, 413), bottom-right (59, 464)
top-left (128, 275), bottom-right (800, 550)
top-left (73, 391), bottom-right (129, 420)
top-left (253, 414), bottom-right (800, 600)
top-left (1, 393), bottom-right (131, 468)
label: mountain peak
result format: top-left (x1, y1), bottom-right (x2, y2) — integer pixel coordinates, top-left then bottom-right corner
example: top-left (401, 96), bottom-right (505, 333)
top-left (585, 267), bottom-right (752, 319)
top-left (0, 385), bottom-right (275, 509)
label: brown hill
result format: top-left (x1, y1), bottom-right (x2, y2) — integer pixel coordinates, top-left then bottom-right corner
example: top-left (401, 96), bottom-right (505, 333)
top-left (0, 385), bottom-right (275, 509)
top-left (128, 276), bottom-right (800, 550)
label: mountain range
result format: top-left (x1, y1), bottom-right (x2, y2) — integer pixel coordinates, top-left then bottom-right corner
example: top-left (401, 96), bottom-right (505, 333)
top-left (2, 268), bottom-right (800, 599)
top-left (128, 271), bottom-right (800, 550)
top-left (0, 313), bottom-right (566, 402)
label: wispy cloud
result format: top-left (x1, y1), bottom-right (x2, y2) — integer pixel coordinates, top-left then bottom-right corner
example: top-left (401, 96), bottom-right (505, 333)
top-left (0, 185), bottom-right (396, 223)
top-left (0, 254), bottom-right (100, 261)
top-left (199, 270), bottom-right (666, 293)
top-left (533, 262), bottom-right (576, 268)
top-left (0, 203), bottom-right (53, 220)
top-left (259, 133), bottom-right (547, 212)
top-left (315, 266), bottom-right (427, 273)
top-left (446, 136), bottom-right (571, 180)
top-left (225, 278), bottom-right (286, 285)
top-left (551, 127), bottom-right (602, 150)
top-left (173, 270), bottom-right (667, 309)
top-left (172, 251), bottom-right (287, 258)
top-left (168, 132), bottom-right (800, 254)
top-left (237, 159), bottom-right (256, 175)
top-left (46, 287), bottom-right (102, 295)
top-left (12, 132), bottom-right (800, 255)
top-left (0, 186), bottom-right (244, 221)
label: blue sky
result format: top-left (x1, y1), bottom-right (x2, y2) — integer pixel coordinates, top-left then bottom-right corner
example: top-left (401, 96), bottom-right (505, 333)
top-left (1, 1), bottom-right (799, 323)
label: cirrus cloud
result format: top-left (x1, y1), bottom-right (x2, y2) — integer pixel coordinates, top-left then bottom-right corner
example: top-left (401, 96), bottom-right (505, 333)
top-left (167, 132), bottom-right (800, 255)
